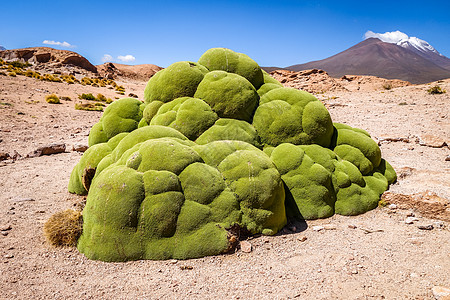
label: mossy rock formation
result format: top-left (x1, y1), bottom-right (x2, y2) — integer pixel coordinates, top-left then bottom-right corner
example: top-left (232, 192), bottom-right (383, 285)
top-left (67, 47), bottom-right (396, 261)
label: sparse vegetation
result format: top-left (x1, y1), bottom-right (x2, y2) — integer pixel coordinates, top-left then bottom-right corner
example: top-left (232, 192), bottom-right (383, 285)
top-left (398, 102), bottom-right (408, 105)
top-left (378, 198), bottom-right (389, 207)
top-left (78, 93), bottom-right (96, 100)
top-left (383, 83), bottom-right (393, 90)
top-left (427, 85), bottom-right (446, 94)
top-left (128, 93), bottom-right (138, 98)
top-left (96, 93), bottom-right (107, 102)
top-left (43, 209), bottom-right (83, 247)
top-left (115, 85), bottom-right (125, 93)
top-left (9, 60), bottom-right (31, 69)
top-left (0, 61), bottom-right (124, 93)
top-left (75, 102), bottom-right (104, 111)
top-left (25, 100), bottom-right (40, 104)
top-left (45, 93), bottom-right (60, 104)
top-left (60, 96), bottom-right (72, 101)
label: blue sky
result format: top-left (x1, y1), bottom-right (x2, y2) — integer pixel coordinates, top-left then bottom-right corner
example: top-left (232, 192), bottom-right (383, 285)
top-left (1, 1), bottom-right (449, 67)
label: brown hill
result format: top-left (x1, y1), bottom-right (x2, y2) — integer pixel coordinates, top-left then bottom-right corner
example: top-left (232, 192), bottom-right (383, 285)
top-left (269, 69), bottom-right (411, 93)
top-left (97, 62), bottom-right (163, 81)
top-left (285, 38), bottom-right (450, 84)
top-left (0, 47), bottom-right (97, 73)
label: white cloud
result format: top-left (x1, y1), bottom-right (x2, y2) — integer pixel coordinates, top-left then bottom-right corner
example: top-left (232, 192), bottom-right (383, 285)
top-left (364, 30), bottom-right (409, 44)
top-left (42, 40), bottom-right (75, 48)
top-left (102, 54), bottom-right (114, 62)
top-left (117, 55), bottom-right (136, 62)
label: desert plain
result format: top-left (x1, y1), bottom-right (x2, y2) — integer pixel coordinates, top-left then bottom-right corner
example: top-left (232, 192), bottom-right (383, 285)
top-left (0, 67), bottom-right (449, 299)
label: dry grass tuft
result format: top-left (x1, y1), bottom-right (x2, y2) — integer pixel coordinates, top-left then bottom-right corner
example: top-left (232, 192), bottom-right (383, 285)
top-left (45, 94), bottom-right (60, 104)
top-left (43, 209), bottom-right (83, 247)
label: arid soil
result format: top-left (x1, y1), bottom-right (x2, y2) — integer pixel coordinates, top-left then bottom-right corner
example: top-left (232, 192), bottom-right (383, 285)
top-left (0, 73), bottom-right (449, 300)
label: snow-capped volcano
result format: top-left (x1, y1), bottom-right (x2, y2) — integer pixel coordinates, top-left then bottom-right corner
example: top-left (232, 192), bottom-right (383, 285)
top-left (364, 30), bottom-right (450, 70)
top-left (0, 46), bottom-right (6, 51)
top-left (365, 30), bottom-right (440, 55)
top-left (283, 30), bottom-right (450, 84)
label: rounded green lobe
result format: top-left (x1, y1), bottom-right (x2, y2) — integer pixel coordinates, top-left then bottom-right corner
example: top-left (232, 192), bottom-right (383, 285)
top-left (194, 71), bottom-right (259, 122)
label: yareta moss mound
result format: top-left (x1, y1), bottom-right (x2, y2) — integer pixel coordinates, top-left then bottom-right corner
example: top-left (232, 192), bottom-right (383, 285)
top-left (77, 138), bottom-right (286, 261)
top-left (67, 47), bottom-right (396, 261)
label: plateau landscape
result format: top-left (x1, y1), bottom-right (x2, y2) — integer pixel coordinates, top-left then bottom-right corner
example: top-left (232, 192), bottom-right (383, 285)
top-left (0, 1), bottom-right (449, 299)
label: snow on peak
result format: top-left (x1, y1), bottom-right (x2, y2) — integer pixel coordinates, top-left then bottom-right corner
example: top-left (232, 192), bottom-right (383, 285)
top-left (364, 30), bottom-right (440, 55)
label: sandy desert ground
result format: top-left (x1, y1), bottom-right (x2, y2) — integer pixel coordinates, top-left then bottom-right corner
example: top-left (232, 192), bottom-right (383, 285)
top-left (0, 74), bottom-right (449, 299)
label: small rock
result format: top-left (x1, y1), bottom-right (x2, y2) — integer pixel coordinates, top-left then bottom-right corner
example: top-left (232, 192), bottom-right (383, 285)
top-left (240, 241), bottom-right (252, 253)
top-left (405, 217), bottom-right (419, 224)
top-left (13, 197), bottom-right (34, 202)
top-left (351, 270), bottom-right (358, 274)
top-left (313, 226), bottom-right (324, 231)
top-left (417, 224), bottom-right (434, 230)
top-left (169, 259), bottom-right (178, 264)
top-left (434, 221), bottom-right (445, 229)
top-left (348, 224), bottom-right (357, 229)
top-left (324, 224), bottom-right (336, 230)
top-left (27, 143), bottom-right (66, 157)
top-left (446, 155), bottom-right (450, 162)
top-left (0, 224), bottom-right (12, 231)
top-left (0, 152), bottom-right (10, 161)
top-left (179, 265), bottom-right (193, 270)
top-left (298, 236), bottom-right (307, 242)
top-left (10, 150), bottom-right (21, 160)
top-left (388, 204), bottom-right (397, 210)
top-left (432, 286), bottom-right (450, 299)
top-left (1, 232), bottom-right (8, 236)
top-left (4, 254), bottom-right (14, 259)
top-left (406, 212), bottom-right (415, 217)
top-left (419, 135), bottom-right (447, 148)
top-left (72, 144), bottom-right (89, 152)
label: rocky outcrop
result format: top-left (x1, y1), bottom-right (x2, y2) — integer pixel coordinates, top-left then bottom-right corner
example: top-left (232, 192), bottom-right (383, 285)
top-left (269, 69), bottom-right (411, 93)
top-left (270, 69), bottom-right (348, 93)
top-left (96, 62), bottom-right (163, 81)
top-left (0, 47), bottom-right (97, 73)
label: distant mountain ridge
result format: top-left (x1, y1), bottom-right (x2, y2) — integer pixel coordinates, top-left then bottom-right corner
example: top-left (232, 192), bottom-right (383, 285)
top-left (0, 46), bottom-right (6, 51)
top-left (0, 47), bottom-right (163, 81)
top-left (270, 31), bottom-right (450, 84)
top-left (0, 47), bottom-right (97, 73)
top-left (282, 37), bottom-right (450, 84)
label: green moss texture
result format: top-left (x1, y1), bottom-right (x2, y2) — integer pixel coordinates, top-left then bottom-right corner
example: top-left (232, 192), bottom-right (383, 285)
top-left (77, 138), bottom-right (286, 261)
top-left (88, 98), bottom-right (145, 147)
top-left (68, 47), bottom-right (396, 261)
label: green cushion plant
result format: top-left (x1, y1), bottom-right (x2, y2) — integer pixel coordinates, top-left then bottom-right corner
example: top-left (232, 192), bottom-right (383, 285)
top-left (64, 47), bottom-right (396, 261)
